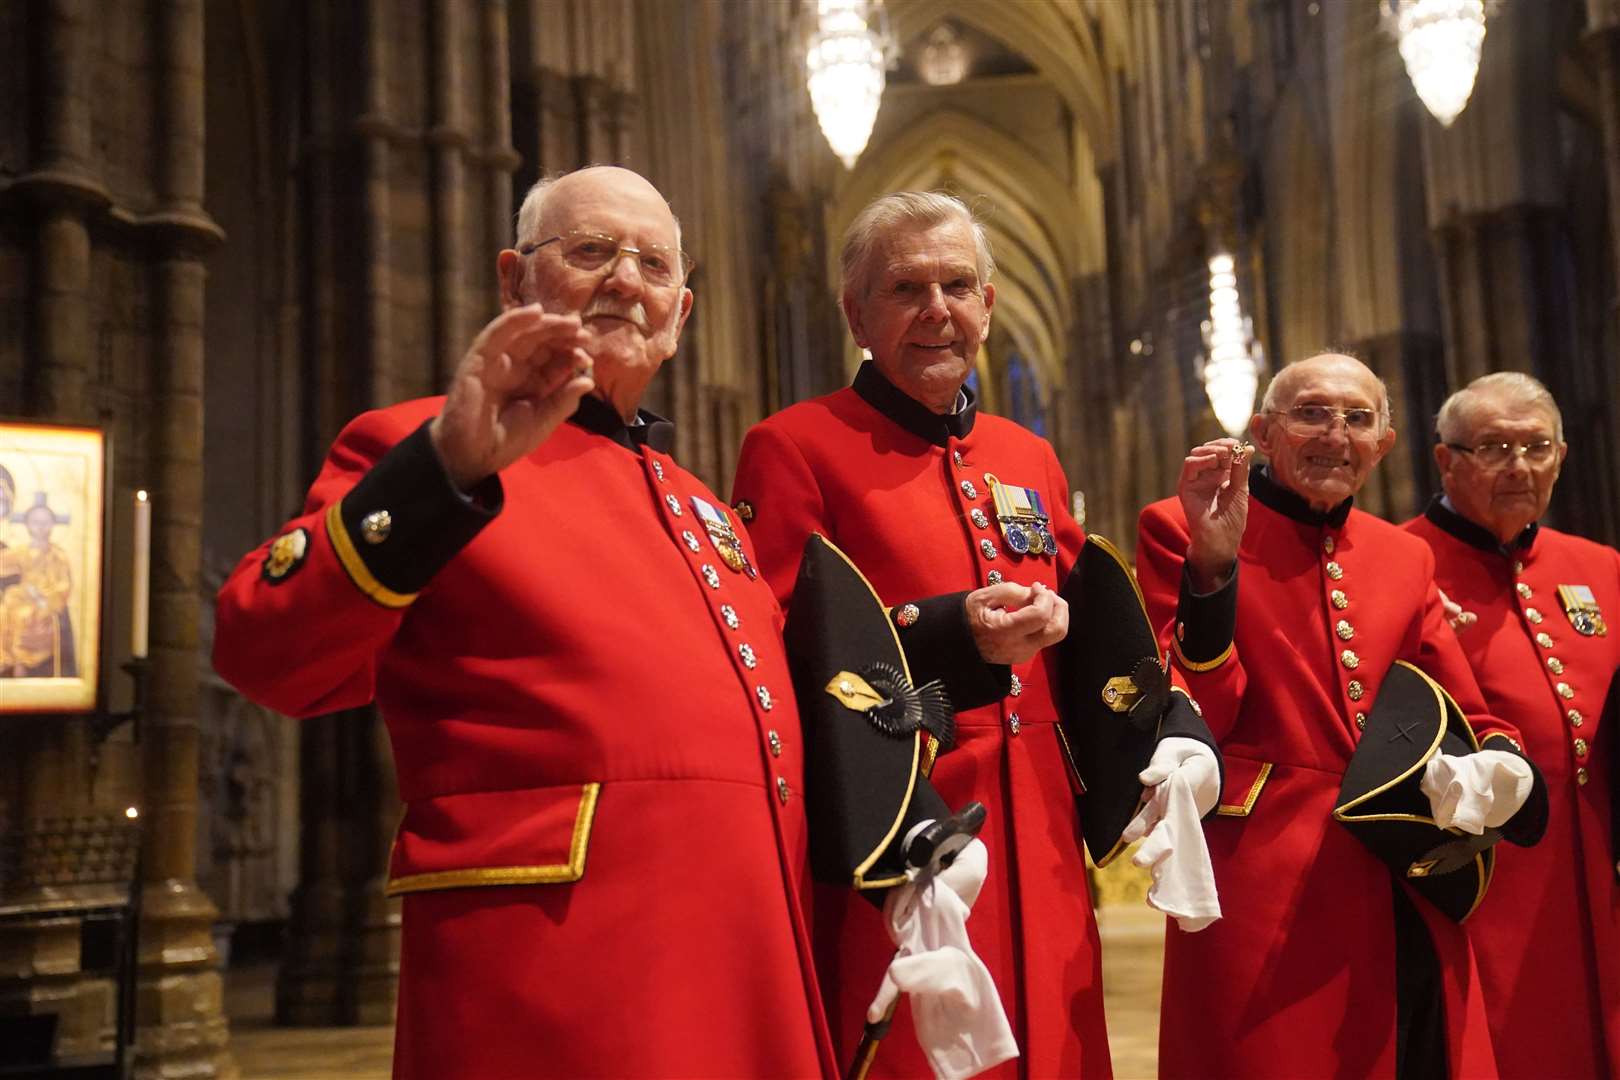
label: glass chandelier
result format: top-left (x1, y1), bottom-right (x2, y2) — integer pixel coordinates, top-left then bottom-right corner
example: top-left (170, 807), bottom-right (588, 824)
top-left (806, 0), bottom-right (893, 169)
top-left (1383, 0), bottom-right (1496, 127)
top-left (1200, 253), bottom-right (1265, 438)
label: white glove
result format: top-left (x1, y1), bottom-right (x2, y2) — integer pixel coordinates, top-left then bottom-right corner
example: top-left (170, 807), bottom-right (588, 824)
top-left (866, 838), bottom-right (1019, 1080)
top-left (1121, 737), bottom-right (1222, 932)
top-left (1421, 749), bottom-right (1533, 834)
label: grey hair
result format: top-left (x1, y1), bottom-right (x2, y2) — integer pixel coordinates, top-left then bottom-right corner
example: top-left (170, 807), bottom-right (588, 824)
top-left (840, 191), bottom-right (995, 299)
top-left (513, 169), bottom-right (686, 273)
top-left (1436, 371), bottom-right (1564, 443)
top-left (1258, 350), bottom-right (1393, 428)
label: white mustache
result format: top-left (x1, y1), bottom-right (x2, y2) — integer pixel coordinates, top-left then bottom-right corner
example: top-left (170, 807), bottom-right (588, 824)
top-left (582, 297), bottom-right (649, 330)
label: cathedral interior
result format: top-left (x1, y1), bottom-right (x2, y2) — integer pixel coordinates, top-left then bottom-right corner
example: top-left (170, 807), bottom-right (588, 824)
top-left (1, 0), bottom-right (1618, 1076)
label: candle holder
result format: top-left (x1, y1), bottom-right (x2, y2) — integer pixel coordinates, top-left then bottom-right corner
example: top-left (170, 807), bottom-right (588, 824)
top-left (88, 658), bottom-right (149, 766)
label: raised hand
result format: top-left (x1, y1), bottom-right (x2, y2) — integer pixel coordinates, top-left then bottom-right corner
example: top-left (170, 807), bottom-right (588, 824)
top-left (429, 305), bottom-right (597, 490)
top-left (965, 580), bottom-right (1068, 665)
top-left (1178, 438), bottom-right (1252, 592)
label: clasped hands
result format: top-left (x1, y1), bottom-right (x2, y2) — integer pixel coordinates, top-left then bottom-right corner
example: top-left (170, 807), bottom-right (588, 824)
top-left (965, 580), bottom-right (1068, 665)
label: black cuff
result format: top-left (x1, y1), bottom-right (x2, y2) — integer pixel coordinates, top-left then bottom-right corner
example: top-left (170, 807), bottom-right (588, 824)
top-left (1172, 562), bottom-right (1237, 670)
top-left (1481, 733), bottom-right (1549, 847)
top-left (892, 590), bottom-right (1012, 712)
top-left (1159, 691), bottom-right (1225, 819)
top-left (331, 420), bottom-right (503, 602)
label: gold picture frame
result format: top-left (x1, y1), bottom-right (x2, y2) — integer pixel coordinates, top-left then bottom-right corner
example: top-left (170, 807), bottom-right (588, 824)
top-left (0, 421), bottom-right (106, 712)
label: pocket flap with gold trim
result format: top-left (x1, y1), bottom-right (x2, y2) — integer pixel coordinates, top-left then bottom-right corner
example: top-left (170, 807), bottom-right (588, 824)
top-left (1216, 756), bottom-right (1273, 817)
top-left (387, 782), bottom-right (599, 895)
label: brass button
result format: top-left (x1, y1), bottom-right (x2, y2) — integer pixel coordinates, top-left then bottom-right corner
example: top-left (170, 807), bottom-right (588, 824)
top-left (970, 508), bottom-right (990, 529)
top-left (653, 460), bottom-right (665, 482)
top-left (665, 494), bottom-right (683, 516)
top-left (1355, 712), bottom-right (1367, 730)
top-left (1517, 582), bottom-right (1533, 599)
top-left (720, 604), bottom-right (739, 630)
top-left (987, 570), bottom-right (1003, 585)
top-left (776, 777), bottom-right (791, 803)
top-left (1330, 590), bottom-right (1349, 610)
top-left (1009, 673), bottom-right (1023, 697)
top-left (1577, 768), bottom-right (1589, 786)
top-left (1340, 649), bottom-right (1360, 670)
top-left (1347, 679), bottom-right (1364, 701)
top-left (1574, 738), bottom-right (1588, 758)
top-left (1008, 712), bottom-right (1021, 736)
top-left (1323, 536), bottom-right (1336, 555)
top-left (1526, 608), bottom-right (1543, 624)
top-left (1557, 682), bottom-right (1574, 700)
top-left (361, 510), bottom-right (392, 544)
top-left (1336, 620), bottom-right (1355, 641)
top-left (702, 564), bottom-right (720, 589)
top-left (895, 604), bottom-right (920, 628)
top-left (768, 730), bottom-right (782, 757)
top-left (682, 530), bottom-right (701, 552)
top-left (1326, 561), bottom-right (1344, 581)
top-left (953, 450), bottom-right (965, 467)
top-left (960, 480), bottom-right (978, 499)
top-left (739, 643), bottom-right (757, 669)
top-left (1536, 632), bottom-right (1554, 648)
top-left (1547, 657), bottom-right (1564, 674)
top-left (757, 685), bottom-right (774, 710)
top-left (1568, 709), bottom-right (1583, 727)
top-left (980, 539), bottom-right (999, 560)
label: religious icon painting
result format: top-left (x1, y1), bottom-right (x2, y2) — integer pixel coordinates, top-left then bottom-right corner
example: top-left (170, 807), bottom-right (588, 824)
top-left (0, 420), bottom-right (106, 712)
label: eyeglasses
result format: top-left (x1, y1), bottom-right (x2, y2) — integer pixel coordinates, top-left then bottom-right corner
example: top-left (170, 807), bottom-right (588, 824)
top-left (1267, 404), bottom-right (1382, 439)
top-left (519, 228), bottom-right (691, 288)
top-left (1444, 439), bottom-right (1558, 468)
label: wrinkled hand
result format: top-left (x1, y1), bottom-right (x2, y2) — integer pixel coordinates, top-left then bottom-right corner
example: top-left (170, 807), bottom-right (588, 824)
top-left (964, 581), bottom-right (1068, 665)
top-left (429, 305), bottom-right (597, 490)
top-left (1421, 749), bottom-right (1532, 834)
top-left (1438, 587), bottom-right (1478, 632)
top-left (1178, 438), bottom-right (1251, 592)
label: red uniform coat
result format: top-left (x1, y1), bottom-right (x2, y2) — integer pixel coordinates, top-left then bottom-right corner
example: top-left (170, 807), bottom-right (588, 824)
top-left (214, 397), bottom-right (837, 1080)
top-left (1405, 501), bottom-right (1620, 1079)
top-left (732, 363), bottom-right (1110, 1079)
top-left (1137, 467), bottom-right (1532, 1080)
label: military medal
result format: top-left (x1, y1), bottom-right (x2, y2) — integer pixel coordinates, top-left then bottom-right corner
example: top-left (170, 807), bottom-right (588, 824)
top-left (691, 496), bottom-right (756, 577)
top-left (1557, 584), bottom-right (1607, 636)
top-left (983, 473), bottom-right (1054, 560)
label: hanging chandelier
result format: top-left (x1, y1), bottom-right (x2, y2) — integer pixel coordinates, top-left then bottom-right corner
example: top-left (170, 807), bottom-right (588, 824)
top-left (1199, 253), bottom-right (1265, 438)
top-left (806, 0), bottom-right (893, 169)
top-left (1383, 0), bottom-right (1499, 127)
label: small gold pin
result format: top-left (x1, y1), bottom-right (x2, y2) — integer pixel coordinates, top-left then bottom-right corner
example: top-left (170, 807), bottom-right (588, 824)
top-left (1232, 441), bottom-right (1254, 465)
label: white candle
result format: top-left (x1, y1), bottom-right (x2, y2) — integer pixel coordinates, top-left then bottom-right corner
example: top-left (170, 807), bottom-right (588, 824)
top-left (132, 490), bottom-right (150, 659)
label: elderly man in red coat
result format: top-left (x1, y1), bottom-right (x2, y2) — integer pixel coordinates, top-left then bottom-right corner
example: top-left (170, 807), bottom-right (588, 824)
top-left (1136, 352), bottom-right (1548, 1079)
top-left (214, 166), bottom-right (839, 1079)
top-left (1403, 371), bottom-right (1619, 1079)
top-left (733, 191), bottom-right (1222, 1079)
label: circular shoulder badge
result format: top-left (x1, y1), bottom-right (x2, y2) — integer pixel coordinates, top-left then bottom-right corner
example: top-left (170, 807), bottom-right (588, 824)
top-left (262, 527), bottom-right (310, 585)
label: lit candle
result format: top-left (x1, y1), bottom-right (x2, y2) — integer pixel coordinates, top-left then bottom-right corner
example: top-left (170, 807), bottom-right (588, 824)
top-left (132, 490), bottom-right (150, 659)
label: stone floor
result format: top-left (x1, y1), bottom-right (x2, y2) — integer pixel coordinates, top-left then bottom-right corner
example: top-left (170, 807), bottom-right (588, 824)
top-left (225, 907), bottom-right (1165, 1079)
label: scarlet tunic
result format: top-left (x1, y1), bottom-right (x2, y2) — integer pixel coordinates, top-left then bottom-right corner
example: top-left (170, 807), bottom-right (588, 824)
top-left (1405, 500), bottom-right (1620, 1079)
top-left (1137, 467), bottom-right (1535, 1080)
top-left (213, 396), bottom-right (837, 1080)
top-left (732, 363), bottom-right (1110, 1079)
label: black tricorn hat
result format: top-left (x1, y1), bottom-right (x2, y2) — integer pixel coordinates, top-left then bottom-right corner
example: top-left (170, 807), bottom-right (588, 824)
top-left (783, 534), bottom-right (954, 891)
top-left (1334, 660), bottom-right (1495, 923)
top-left (1058, 534), bottom-right (1214, 866)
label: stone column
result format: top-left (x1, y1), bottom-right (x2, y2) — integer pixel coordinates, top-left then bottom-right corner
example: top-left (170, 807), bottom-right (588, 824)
top-left (137, 0), bottom-right (234, 1074)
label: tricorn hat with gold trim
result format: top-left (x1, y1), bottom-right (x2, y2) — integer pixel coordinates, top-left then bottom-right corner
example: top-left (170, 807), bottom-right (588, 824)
top-left (1057, 534), bottom-right (1217, 866)
top-left (784, 534), bottom-right (970, 892)
top-left (1333, 660), bottom-right (1495, 923)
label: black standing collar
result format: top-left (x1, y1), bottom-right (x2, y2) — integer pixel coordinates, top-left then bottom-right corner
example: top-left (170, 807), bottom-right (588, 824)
top-left (567, 393), bottom-right (675, 454)
top-left (1249, 465), bottom-right (1354, 528)
top-left (852, 360), bottom-right (977, 446)
top-left (1423, 494), bottom-right (1538, 555)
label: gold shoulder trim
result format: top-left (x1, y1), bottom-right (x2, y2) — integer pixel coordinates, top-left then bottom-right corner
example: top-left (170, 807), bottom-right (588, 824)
top-left (325, 502), bottom-right (418, 608)
top-left (385, 783), bottom-right (600, 896)
top-left (1216, 762), bottom-right (1272, 817)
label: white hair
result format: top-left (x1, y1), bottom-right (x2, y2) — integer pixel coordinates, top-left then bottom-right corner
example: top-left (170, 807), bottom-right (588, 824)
top-left (1259, 351), bottom-right (1392, 429)
top-left (840, 190), bottom-right (995, 299)
top-left (1436, 371), bottom-right (1563, 443)
top-left (513, 169), bottom-right (685, 273)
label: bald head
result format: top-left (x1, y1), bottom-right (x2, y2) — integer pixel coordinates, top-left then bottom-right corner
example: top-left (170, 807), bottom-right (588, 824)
top-left (515, 166), bottom-right (684, 270)
top-left (1250, 351), bottom-right (1398, 511)
top-left (1260, 353), bottom-right (1391, 427)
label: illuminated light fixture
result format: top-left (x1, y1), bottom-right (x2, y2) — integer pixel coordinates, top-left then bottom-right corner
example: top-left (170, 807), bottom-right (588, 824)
top-left (918, 22), bottom-right (969, 87)
top-left (1382, 0), bottom-right (1498, 127)
top-left (806, 0), bottom-right (893, 168)
top-left (1199, 252), bottom-right (1265, 437)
